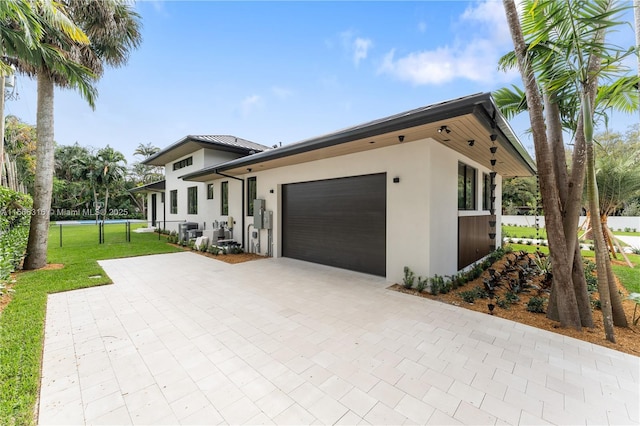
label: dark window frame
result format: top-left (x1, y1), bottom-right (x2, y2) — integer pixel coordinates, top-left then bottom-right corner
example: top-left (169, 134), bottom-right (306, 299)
top-left (187, 186), bottom-right (198, 215)
top-left (170, 190), bottom-right (178, 214)
top-left (221, 181), bottom-right (229, 215)
top-left (482, 172), bottom-right (491, 211)
top-left (458, 162), bottom-right (477, 211)
top-left (172, 156), bottom-right (193, 171)
top-left (247, 177), bottom-right (257, 216)
top-left (207, 183), bottom-right (214, 200)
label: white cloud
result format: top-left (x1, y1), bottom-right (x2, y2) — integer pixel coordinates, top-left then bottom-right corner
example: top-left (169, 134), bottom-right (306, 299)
top-left (340, 31), bottom-right (373, 66)
top-left (353, 37), bottom-right (373, 65)
top-left (378, 0), bottom-right (517, 86)
top-left (460, 0), bottom-right (511, 43)
top-left (240, 94), bottom-right (262, 116)
top-left (271, 86), bottom-right (293, 99)
top-left (417, 21), bottom-right (427, 33)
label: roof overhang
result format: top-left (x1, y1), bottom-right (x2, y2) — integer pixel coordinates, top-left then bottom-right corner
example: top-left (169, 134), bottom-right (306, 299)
top-left (129, 180), bottom-right (166, 193)
top-left (181, 93), bottom-right (536, 182)
top-left (142, 136), bottom-right (262, 166)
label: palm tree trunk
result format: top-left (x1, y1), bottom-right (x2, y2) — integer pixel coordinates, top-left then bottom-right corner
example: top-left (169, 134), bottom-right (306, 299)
top-left (24, 72), bottom-right (55, 270)
top-left (503, 0), bottom-right (582, 330)
top-left (586, 140), bottom-right (616, 342)
top-left (102, 186), bottom-right (109, 222)
top-left (544, 93), bottom-right (593, 327)
top-left (602, 217), bottom-right (617, 259)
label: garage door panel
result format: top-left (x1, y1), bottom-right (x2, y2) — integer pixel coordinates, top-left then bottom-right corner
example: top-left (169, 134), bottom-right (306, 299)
top-left (282, 173), bottom-right (386, 276)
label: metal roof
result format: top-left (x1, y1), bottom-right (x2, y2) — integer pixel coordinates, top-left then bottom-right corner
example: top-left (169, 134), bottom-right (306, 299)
top-left (142, 135), bottom-right (271, 166)
top-left (180, 92), bottom-right (536, 181)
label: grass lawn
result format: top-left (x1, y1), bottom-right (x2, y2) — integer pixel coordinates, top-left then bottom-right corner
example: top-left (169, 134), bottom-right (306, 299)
top-left (502, 225), bottom-right (548, 239)
top-left (0, 224), bottom-right (180, 426)
top-left (508, 243), bottom-right (640, 293)
top-left (503, 224), bottom-right (640, 240)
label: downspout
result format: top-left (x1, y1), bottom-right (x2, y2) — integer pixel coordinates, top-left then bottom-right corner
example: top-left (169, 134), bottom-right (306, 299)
top-left (215, 171), bottom-right (245, 249)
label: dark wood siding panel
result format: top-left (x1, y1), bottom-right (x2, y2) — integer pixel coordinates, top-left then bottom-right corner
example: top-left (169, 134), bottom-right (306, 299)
top-left (282, 174), bottom-right (386, 276)
top-left (458, 215), bottom-right (494, 270)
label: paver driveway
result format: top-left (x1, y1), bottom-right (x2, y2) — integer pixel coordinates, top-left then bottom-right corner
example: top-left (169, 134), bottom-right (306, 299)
top-left (39, 252), bottom-right (639, 425)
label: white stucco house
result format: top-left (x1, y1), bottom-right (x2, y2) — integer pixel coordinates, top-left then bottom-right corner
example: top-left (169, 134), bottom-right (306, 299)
top-left (136, 92), bottom-right (536, 283)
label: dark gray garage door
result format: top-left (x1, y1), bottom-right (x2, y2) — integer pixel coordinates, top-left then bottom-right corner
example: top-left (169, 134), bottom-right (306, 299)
top-left (282, 173), bottom-right (386, 276)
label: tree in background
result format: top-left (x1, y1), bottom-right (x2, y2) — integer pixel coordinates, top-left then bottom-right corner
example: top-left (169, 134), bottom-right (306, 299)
top-left (2, 115), bottom-right (36, 193)
top-left (129, 142), bottom-right (163, 218)
top-left (94, 145), bottom-right (126, 221)
top-left (502, 177), bottom-right (537, 215)
top-left (52, 142), bottom-right (92, 212)
top-left (131, 142), bottom-right (162, 184)
top-left (591, 127), bottom-right (640, 255)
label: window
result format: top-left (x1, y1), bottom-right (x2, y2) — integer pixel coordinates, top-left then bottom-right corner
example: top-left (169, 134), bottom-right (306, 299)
top-left (172, 156), bottom-right (193, 171)
top-left (247, 177), bottom-right (257, 216)
top-left (187, 186), bottom-right (197, 214)
top-left (221, 181), bottom-right (229, 215)
top-left (161, 192), bottom-right (165, 203)
top-left (458, 162), bottom-right (476, 210)
top-left (483, 173), bottom-right (491, 211)
top-left (170, 190), bottom-right (177, 214)
top-left (207, 183), bottom-right (214, 200)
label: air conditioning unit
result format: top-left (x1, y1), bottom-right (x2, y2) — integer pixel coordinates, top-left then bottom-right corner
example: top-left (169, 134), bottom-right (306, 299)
top-left (178, 222), bottom-right (199, 241)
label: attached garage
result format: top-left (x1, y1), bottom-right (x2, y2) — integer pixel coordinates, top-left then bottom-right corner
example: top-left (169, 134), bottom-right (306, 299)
top-left (282, 173), bottom-right (387, 276)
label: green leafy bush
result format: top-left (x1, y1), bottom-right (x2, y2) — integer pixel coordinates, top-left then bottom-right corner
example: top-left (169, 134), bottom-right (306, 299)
top-left (0, 187), bottom-right (33, 284)
top-left (430, 274), bottom-right (444, 295)
top-left (402, 267), bottom-right (415, 289)
top-left (416, 276), bottom-right (427, 293)
top-left (526, 296), bottom-right (546, 313)
top-left (460, 290), bottom-right (476, 303)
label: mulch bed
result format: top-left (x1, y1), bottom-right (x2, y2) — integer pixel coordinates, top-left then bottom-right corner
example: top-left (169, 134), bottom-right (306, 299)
top-left (169, 243), bottom-right (266, 264)
top-left (389, 252), bottom-right (640, 357)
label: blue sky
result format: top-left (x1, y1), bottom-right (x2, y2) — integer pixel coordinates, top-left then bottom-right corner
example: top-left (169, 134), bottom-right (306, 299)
top-left (4, 0), bottom-right (638, 163)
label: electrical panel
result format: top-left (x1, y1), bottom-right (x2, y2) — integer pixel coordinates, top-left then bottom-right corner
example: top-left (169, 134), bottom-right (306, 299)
top-left (264, 211), bottom-right (273, 230)
top-left (254, 199), bottom-right (265, 229)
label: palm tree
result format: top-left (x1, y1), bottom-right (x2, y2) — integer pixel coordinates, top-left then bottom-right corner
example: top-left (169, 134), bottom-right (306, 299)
top-left (501, 0), bottom-right (634, 337)
top-left (0, 0), bottom-right (89, 189)
top-left (594, 131), bottom-right (640, 256)
top-left (76, 151), bottom-right (101, 223)
top-left (18, 0), bottom-right (141, 269)
top-left (133, 142), bottom-right (160, 159)
top-left (94, 145), bottom-right (126, 221)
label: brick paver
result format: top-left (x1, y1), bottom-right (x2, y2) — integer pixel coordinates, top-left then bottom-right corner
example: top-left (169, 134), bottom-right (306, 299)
top-left (39, 252), bottom-right (640, 425)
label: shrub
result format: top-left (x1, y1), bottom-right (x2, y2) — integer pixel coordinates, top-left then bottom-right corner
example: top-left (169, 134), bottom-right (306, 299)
top-left (430, 275), bottom-right (444, 295)
top-left (583, 260), bottom-right (598, 293)
top-left (440, 279), bottom-right (453, 294)
top-left (460, 290), bottom-right (476, 303)
top-left (473, 285), bottom-right (489, 299)
top-left (505, 291), bottom-right (520, 304)
top-left (526, 297), bottom-right (546, 313)
top-left (416, 276), bottom-right (427, 293)
top-left (0, 187), bottom-right (33, 284)
top-left (496, 296), bottom-right (510, 309)
top-left (402, 267), bottom-right (415, 289)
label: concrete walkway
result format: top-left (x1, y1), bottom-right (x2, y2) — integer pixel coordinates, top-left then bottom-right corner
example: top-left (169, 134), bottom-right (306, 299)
top-left (617, 235), bottom-right (640, 252)
top-left (39, 252), bottom-right (639, 425)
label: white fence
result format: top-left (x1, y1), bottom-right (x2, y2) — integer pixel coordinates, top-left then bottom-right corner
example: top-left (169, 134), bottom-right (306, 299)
top-left (502, 215), bottom-right (640, 231)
